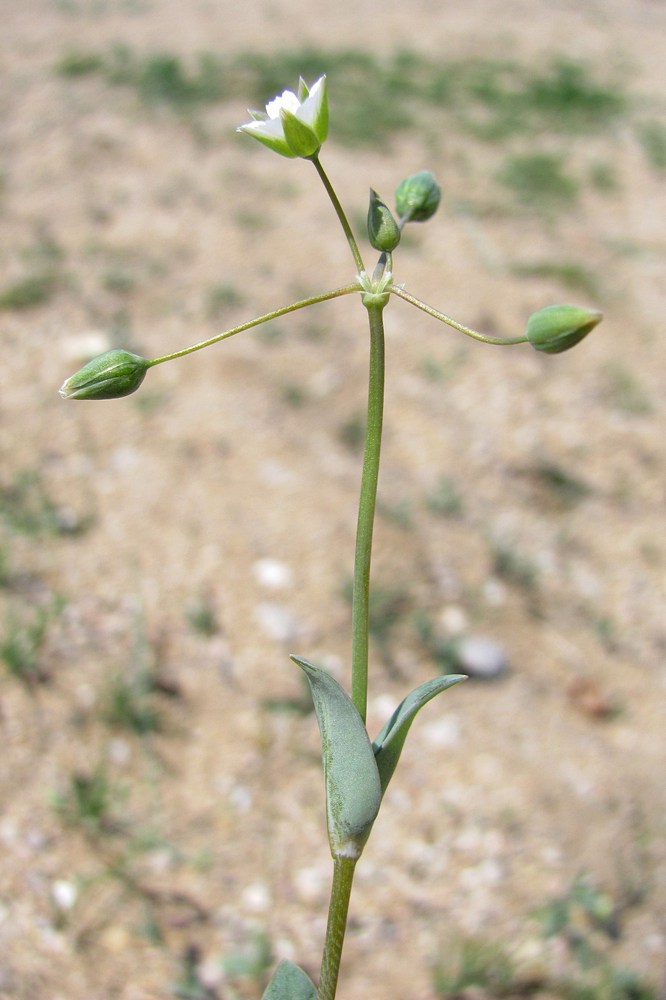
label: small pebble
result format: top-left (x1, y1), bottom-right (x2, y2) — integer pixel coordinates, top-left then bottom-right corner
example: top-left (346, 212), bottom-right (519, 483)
top-left (439, 604), bottom-right (468, 634)
top-left (52, 880), bottom-right (77, 911)
top-left (61, 331), bottom-right (111, 361)
top-left (241, 882), bottom-right (271, 912)
top-left (422, 715), bottom-right (461, 748)
top-left (253, 558), bottom-right (293, 589)
top-left (255, 602), bottom-right (299, 642)
top-left (452, 635), bottom-right (508, 680)
top-left (294, 866), bottom-right (327, 903)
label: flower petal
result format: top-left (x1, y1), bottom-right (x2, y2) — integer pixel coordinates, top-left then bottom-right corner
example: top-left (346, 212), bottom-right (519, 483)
top-left (237, 117), bottom-right (296, 157)
top-left (297, 75), bottom-right (328, 143)
top-left (266, 89), bottom-right (300, 119)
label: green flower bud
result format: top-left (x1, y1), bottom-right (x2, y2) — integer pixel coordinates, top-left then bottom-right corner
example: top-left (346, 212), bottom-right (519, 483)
top-left (367, 189), bottom-right (401, 252)
top-left (525, 304), bottom-right (602, 354)
top-left (59, 349), bottom-right (149, 400)
top-left (395, 170), bottom-right (441, 223)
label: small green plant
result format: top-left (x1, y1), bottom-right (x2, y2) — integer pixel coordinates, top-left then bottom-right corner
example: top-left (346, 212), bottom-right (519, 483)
top-left (186, 592), bottom-right (219, 637)
top-left (337, 414), bottom-right (366, 452)
top-left (520, 58), bottom-right (625, 131)
top-left (637, 120), bottom-right (666, 171)
top-left (206, 282), bottom-right (244, 318)
top-left (0, 469), bottom-right (61, 535)
top-left (511, 259), bottom-right (600, 298)
top-left (59, 71), bottom-right (602, 1000)
top-left (103, 269), bottom-right (136, 294)
top-left (497, 152), bottom-right (579, 209)
top-left (433, 936), bottom-right (518, 996)
top-left (171, 945), bottom-right (220, 1000)
top-left (0, 544), bottom-right (11, 588)
top-left (603, 363), bottom-right (654, 416)
top-left (589, 160), bottom-right (619, 192)
top-left (492, 542), bottom-right (539, 590)
top-left (103, 669), bottom-right (163, 734)
top-left (426, 475), bottom-right (464, 517)
top-left (1, 595), bottom-right (63, 686)
top-left (54, 764), bottom-right (119, 836)
top-left (56, 50), bottom-right (104, 76)
top-left (102, 615), bottom-right (177, 733)
top-left (281, 382), bottom-right (310, 407)
top-left (0, 271), bottom-right (58, 310)
top-left (537, 876), bottom-right (657, 1000)
top-left (60, 45), bottom-right (629, 151)
top-left (528, 460), bottom-right (591, 510)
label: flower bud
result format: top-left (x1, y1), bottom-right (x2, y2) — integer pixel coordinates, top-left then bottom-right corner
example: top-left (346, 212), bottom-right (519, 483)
top-left (525, 304), bottom-right (602, 354)
top-left (367, 189), bottom-right (401, 253)
top-left (395, 170), bottom-right (441, 223)
top-left (59, 349), bottom-right (149, 400)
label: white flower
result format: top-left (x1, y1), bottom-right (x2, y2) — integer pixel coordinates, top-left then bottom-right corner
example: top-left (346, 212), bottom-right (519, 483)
top-left (238, 76), bottom-right (328, 159)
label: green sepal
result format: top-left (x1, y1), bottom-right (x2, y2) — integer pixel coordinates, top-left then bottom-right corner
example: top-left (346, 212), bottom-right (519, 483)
top-left (280, 110), bottom-right (321, 158)
top-left (261, 960), bottom-right (317, 1000)
top-left (372, 674), bottom-right (466, 796)
top-left (291, 655), bottom-right (382, 859)
top-left (367, 189), bottom-right (401, 252)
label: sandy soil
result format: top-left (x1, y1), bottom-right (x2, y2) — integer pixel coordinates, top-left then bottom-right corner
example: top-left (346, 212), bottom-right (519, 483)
top-left (1, 1), bottom-right (666, 998)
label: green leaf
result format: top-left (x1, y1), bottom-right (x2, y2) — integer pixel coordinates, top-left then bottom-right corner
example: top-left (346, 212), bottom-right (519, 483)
top-left (372, 674), bottom-right (466, 795)
top-left (262, 960), bottom-right (317, 1000)
top-left (291, 655), bottom-right (382, 859)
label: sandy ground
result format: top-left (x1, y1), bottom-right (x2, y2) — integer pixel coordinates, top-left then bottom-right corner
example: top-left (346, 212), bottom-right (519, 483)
top-left (1, 1), bottom-right (666, 998)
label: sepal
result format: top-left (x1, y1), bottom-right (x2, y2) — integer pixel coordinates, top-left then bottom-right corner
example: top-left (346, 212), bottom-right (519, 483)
top-left (367, 189), bottom-right (401, 252)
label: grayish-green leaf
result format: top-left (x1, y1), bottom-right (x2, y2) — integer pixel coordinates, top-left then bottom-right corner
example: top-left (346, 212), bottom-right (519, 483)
top-left (262, 960), bottom-right (317, 1000)
top-left (372, 674), bottom-right (466, 795)
top-left (291, 655), bottom-right (382, 859)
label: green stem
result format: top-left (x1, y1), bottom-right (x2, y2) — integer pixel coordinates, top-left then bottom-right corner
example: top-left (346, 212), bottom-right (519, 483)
top-left (311, 156), bottom-right (366, 274)
top-left (389, 285), bottom-right (529, 346)
top-left (318, 856), bottom-right (357, 1000)
top-left (351, 302), bottom-right (385, 723)
top-left (147, 284), bottom-right (361, 367)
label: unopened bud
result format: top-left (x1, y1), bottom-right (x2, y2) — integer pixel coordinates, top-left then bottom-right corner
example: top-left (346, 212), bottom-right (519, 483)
top-left (395, 170), bottom-right (441, 223)
top-left (367, 189), bottom-right (401, 253)
top-left (59, 349), bottom-right (149, 400)
top-left (526, 304), bottom-right (602, 354)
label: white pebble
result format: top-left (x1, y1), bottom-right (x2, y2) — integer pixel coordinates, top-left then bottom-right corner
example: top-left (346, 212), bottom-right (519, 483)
top-left (439, 605), bottom-right (468, 634)
top-left (422, 715), bottom-right (461, 748)
top-left (52, 880), bottom-right (77, 910)
top-left (241, 882), bottom-right (271, 912)
top-left (454, 635), bottom-right (508, 679)
top-left (61, 331), bottom-right (111, 361)
top-left (255, 602), bottom-right (299, 642)
top-left (253, 558), bottom-right (293, 589)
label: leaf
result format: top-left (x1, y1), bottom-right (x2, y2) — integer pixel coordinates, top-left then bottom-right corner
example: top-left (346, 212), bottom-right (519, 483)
top-left (261, 960), bottom-right (317, 1000)
top-left (291, 655), bottom-right (382, 859)
top-left (372, 674), bottom-right (466, 795)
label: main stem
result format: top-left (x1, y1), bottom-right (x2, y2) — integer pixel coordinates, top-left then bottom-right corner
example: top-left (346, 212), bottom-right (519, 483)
top-left (316, 304), bottom-right (385, 1000)
top-left (351, 302), bottom-right (385, 723)
top-left (318, 856), bottom-right (357, 1000)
